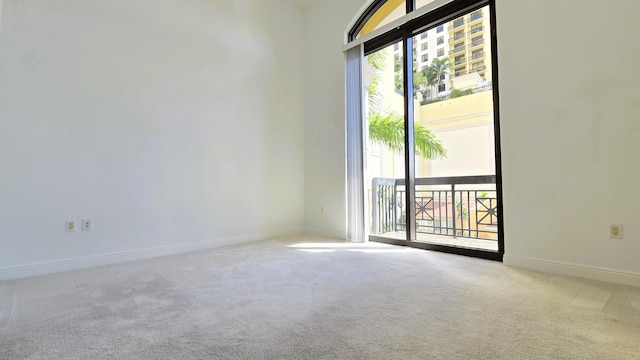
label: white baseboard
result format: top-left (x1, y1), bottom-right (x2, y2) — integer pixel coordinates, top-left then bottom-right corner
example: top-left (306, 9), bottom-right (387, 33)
top-left (504, 255), bottom-right (640, 288)
top-left (303, 227), bottom-right (346, 241)
top-left (0, 228), bottom-right (303, 281)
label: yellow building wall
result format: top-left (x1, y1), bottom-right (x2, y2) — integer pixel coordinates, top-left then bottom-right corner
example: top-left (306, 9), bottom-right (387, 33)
top-left (415, 91), bottom-right (494, 178)
top-left (417, 91), bottom-right (493, 129)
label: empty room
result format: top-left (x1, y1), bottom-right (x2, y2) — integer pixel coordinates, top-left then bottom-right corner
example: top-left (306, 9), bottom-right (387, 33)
top-left (1, 0), bottom-right (639, 358)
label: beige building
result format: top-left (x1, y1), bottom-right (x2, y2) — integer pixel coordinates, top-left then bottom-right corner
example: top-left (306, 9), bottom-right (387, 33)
top-left (448, 6), bottom-right (493, 84)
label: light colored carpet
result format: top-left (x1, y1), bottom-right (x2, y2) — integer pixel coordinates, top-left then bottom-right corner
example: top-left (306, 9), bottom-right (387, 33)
top-left (1, 235), bottom-right (639, 359)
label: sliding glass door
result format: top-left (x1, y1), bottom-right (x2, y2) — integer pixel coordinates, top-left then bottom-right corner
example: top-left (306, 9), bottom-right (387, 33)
top-left (359, 0), bottom-right (503, 260)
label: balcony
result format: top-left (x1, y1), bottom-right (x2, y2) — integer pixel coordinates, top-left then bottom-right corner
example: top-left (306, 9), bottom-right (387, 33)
top-left (449, 45), bottom-right (465, 55)
top-left (470, 39), bottom-right (484, 48)
top-left (469, 11), bottom-right (483, 21)
top-left (470, 25), bottom-right (484, 34)
top-left (454, 57), bottom-right (466, 65)
top-left (452, 19), bottom-right (465, 29)
top-left (471, 51), bottom-right (485, 60)
top-left (452, 32), bottom-right (465, 42)
top-left (372, 176), bottom-right (499, 245)
top-left (471, 65), bottom-right (487, 72)
top-left (453, 70), bottom-right (467, 77)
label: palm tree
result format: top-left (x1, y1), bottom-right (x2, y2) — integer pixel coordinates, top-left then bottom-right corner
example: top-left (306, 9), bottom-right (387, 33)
top-left (422, 66), bottom-right (438, 100)
top-left (413, 70), bottom-right (429, 99)
top-left (366, 50), bottom-right (446, 160)
top-left (428, 57), bottom-right (452, 98)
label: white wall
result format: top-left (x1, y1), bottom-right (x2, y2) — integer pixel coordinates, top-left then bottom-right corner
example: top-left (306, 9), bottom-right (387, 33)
top-left (303, 0), bottom-right (366, 238)
top-left (497, 0), bottom-right (640, 285)
top-left (0, 0), bottom-right (305, 278)
top-left (306, 0), bottom-right (640, 286)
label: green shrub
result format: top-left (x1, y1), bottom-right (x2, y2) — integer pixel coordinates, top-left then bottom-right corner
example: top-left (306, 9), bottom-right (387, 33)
top-left (450, 88), bottom-right (474, 98)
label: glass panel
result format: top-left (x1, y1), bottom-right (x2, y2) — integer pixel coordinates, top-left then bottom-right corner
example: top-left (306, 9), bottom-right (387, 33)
top-left (357, 0), bottom-right (405, 39)
top-left (366, 41), bottom-right (406, 240)
top-left (411, 5), bottom-right (498, 251)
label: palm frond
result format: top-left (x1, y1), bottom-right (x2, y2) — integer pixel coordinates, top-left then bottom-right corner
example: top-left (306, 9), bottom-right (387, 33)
top-left (367, 50), bottom-right (386, 71)
top-left (366, 51), bottom-right (387, 112)
top-left (368, 111), bottom-right (447, 160)
top-left (368, 111), bottom-right (405, 152)
top-left (413, 122), bottom-right (447, 160)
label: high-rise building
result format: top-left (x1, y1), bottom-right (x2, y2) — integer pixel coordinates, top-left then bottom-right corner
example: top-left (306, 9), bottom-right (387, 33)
top-left (394, 5), bottom-right (492, 97)
top-left (448, 6), bottom-right (492, 87)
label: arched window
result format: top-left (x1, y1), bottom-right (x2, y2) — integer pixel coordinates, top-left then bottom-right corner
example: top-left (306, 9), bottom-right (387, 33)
top-left (344, 0), bottom-right (504, 261)
top-left (349, 0), bottom-right (444, 41)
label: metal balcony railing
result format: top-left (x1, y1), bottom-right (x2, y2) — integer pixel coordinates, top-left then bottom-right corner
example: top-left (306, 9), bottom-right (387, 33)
top-left (470, 39), bottom-right (484, 47)
top-left (471, 51), bottom-right (485, 60)
top-left (470, 25), bottom-right (484, 34)
top-left (454, 57), bottom-right (466, 65)
top-left (449, 45), bottom-right (465, 55)
top-left (372, 175), bottom-right (498, 241)
top-left (452, 32), bottom-right (466, 41)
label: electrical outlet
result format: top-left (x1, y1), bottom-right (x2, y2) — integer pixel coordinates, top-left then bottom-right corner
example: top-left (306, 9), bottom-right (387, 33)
top-left (82, 219), bottom-right (92, 231)
top-left (609, 224), bottom-right (623, 239)
top-left (66, 220), bottom-right (77, 232)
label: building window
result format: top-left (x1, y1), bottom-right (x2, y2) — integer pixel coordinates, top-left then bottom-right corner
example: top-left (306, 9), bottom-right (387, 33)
top-left (453, 31), bottom-right (465, 41)
top-left (421, 32), bottom-right (428, 40)
top-left (437, 36), bottom-right (444, 45)
top-left (471, 36), bottom-right (483, 47)
top-left (453, 18), bottom-right (464, 28)
top-left (422, 54), bottom-right (429, 62)
top-left (472, 49), bottom-right (484, 59)
top-left (437, 24), bottom-right (444, 33)
top-left (437, 48), bottom-right (444, 57)
top-left (470, 10), bottom-right (483, 21)
top-left (470, 24), bottom-right (483, 34)
top-left (438, 83), bottom-right (446, 92)
top-left (421, 42), bottom-right (428, 51)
